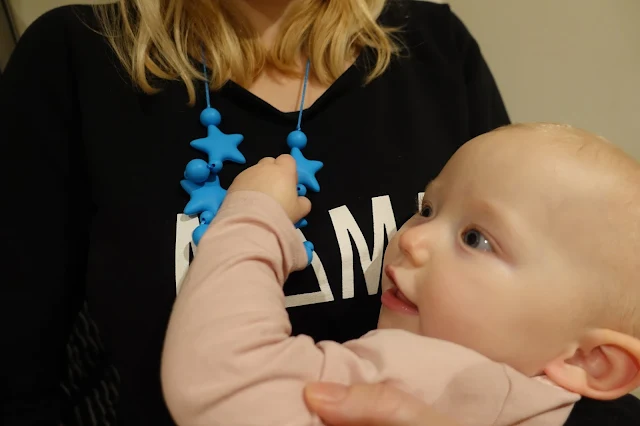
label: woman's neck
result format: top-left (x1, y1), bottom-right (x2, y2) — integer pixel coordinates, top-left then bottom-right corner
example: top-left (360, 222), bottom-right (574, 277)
top-left (235, 0), bottom-right (296, 47)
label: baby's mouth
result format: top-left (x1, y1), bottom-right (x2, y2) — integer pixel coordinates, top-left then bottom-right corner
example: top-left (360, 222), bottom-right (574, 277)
top-left (381, 265), bottom-right (419, 315)
top-left (394, 288), bottom-right (417, 308)
top-left (381, 287), bottom-right (419, 315)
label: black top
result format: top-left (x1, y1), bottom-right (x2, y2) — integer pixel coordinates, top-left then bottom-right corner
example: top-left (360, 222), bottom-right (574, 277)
top-left (1, 1), bottom-right (637, 425)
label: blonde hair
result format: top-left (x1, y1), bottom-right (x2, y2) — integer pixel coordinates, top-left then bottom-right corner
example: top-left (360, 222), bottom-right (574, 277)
top-left (95, 0), bottom-right (400, 105)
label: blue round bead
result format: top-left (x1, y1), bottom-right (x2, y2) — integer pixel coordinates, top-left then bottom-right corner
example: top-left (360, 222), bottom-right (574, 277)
top-left (287, 130), bottom-right (307, 149)
top-left (303, 241), bottom-right (314, 265)
top-left (209, 161), bottom-right (223, 174)
top-left (184, 159), bottom-right (211, 183)
top-left (297, 184), bottom-right (307, 196)
top-left (192, 223), bottom-right (209, 246)
top-left (200, 107), bottom-right (221, 127)
top-left (200, 211), bottom-right (215, 224)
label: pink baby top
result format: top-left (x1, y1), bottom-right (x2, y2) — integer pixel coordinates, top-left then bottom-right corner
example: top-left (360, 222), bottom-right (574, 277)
top-left (161, 191), bottom-right (579, 426)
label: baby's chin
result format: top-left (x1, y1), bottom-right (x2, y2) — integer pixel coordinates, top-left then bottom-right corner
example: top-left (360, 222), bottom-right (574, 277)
top-left (378, 314), bottom-right (547, 377)
top-left (377, 307), bottom-right (422, 334)
top-left (378, 312), bottom-right (551, 377)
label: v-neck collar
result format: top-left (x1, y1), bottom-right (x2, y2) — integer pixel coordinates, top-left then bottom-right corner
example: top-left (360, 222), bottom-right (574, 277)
top-left (217, 49), bottom-right (371, 126)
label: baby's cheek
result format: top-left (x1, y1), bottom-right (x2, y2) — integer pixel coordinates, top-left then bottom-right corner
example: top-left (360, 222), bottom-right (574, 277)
top-left (418, 277), bottom-right (499, 350)
top-left (419, 279), bottom-right (476, 335)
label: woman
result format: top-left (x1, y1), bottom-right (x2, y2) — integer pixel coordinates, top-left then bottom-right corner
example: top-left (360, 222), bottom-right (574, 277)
top-left (1, 0), bottom-right (636, 425)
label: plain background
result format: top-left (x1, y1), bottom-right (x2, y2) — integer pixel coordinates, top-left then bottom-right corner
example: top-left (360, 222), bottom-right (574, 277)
top-left (447, 0), bottom-right (639, 160)
top-left (1, 0), bottom-right (639, 397)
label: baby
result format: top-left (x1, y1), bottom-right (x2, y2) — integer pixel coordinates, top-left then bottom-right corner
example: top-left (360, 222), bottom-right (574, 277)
top-left (161, 123), bottom-right (640, 426)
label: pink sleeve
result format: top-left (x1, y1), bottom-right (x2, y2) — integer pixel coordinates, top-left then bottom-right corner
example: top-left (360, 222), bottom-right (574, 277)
top-left (160, 191), bottom-right (578, 426)
top-left (161, 191), bottom-right (369, 425)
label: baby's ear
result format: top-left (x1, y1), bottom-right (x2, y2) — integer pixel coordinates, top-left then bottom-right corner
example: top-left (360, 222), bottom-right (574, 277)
top-left (544, 329), bottom-right (640, 400)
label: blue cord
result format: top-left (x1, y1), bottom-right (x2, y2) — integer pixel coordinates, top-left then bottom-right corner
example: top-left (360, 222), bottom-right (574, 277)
top-left (297, 60), bottom-right (311, 131)
top-left (202, 51), bottom-right (309, 129)
top-left (190, 51), bottom-right (321, 264)
top-left (201, 47), bottom-right (211, 108)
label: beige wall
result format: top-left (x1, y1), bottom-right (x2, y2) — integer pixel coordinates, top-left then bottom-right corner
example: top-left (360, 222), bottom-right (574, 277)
top-left (449, 0), bottom-right (640, 160)
top-left (0, 1), bottom-right (16, 70)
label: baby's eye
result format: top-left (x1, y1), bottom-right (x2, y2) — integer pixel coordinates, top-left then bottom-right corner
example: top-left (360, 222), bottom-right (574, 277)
top-left (420, 204), bottom-right (433, 218)
top-left (462, 228), bottom-right (493, 252)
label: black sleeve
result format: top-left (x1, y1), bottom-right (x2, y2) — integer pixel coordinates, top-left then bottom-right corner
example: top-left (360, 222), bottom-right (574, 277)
top-left (0, 8), bottom-right (90, 425)
top-left (449, 10), bottom-right (511, 136)
top-left (564, 395), bottom-right (640, 425)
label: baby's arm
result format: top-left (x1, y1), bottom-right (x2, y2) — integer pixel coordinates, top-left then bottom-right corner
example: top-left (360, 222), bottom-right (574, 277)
top-left (162, 155), bottom-right (356, 425)
top-left (162, 191), bottom-right (319, 424)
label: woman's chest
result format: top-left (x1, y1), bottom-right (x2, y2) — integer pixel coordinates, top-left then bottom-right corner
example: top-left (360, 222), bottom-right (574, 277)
top-left (79, 69), bottom-right (468, 348)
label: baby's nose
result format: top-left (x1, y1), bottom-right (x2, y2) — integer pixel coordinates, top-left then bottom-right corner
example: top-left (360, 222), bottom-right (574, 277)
top-left (398, 226), bottom-right (431, 267)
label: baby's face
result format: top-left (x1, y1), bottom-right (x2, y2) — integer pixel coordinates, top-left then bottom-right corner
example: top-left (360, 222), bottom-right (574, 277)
top-left (378, 126), bottom-right (636, 376)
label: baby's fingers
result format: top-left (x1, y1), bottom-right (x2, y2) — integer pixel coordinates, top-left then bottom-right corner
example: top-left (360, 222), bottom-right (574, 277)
top-left (296, 196), bottom-right (312, 221)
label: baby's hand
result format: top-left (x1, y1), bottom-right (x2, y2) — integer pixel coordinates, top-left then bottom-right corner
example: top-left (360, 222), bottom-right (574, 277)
top-left (228, 154), bottom-right (311, 223)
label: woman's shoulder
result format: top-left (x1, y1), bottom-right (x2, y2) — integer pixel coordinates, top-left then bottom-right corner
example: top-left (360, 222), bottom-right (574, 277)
top-left (380, 0), bottom-right (455, 30)
top-left (379, 1), bottom-right (479, 65)
top-left (14, 5), bottom-right (105, 59)
top-left (20, 4), bottom-right (98, 36)
top-left (7, 4), bottom-right (123, 94)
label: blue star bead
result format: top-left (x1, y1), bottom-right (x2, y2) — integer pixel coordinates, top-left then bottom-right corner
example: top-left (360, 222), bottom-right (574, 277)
top-left (191, 125), bottom-right (246, 173)
top-left (290, 147), bottom-right (323, 193)
top-left (180, 174), bottom-right (227, 216)
top-left (295, 218), bottom-right (308, 228)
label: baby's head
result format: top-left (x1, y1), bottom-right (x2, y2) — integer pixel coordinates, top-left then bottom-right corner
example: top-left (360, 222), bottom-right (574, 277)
top-left (379, 123), bottom-right (640, 399)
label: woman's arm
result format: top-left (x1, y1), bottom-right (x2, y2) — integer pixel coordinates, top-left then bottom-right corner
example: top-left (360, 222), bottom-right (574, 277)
top-left (0, 8), bottom-right (90, 425)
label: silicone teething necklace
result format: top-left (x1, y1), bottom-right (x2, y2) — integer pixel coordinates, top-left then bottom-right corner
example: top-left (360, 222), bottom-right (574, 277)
top-left (180, 58), bottom-right (323, 265)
